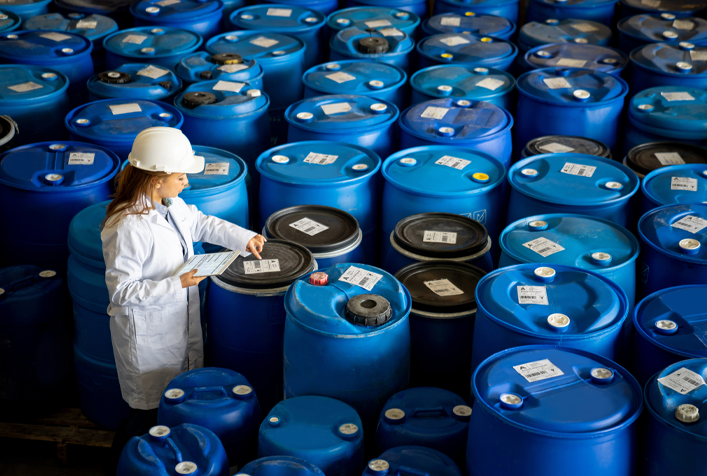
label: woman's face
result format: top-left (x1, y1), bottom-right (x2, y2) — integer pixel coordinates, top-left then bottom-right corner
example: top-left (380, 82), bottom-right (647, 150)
top-left (155, 173), bottom-right (189, 199)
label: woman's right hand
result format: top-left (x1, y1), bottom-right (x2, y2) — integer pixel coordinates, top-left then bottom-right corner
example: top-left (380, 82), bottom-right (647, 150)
top-left (180, 269), bottom-right (206, 288)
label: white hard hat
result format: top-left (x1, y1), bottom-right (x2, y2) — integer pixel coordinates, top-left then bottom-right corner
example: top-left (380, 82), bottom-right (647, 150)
top-left (127, 127), bottom-right (205, 174)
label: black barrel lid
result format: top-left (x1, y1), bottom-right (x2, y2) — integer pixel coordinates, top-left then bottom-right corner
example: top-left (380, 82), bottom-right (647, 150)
top-left (181, 91), bottom-right (218, 109)
top-left (211, 53), bottom-right (244, 65)
top-left (395, 261), bottom-right (485, 314)
top-left (265, 205), bottom-right (360, 254)
top-left (219, 239), bottom-right (315, 290)
top-left (393, 213), bottom-right (489, 259)
top-left (523, 135), bottom-right (611, 159)
top-left (626, 141), bottom-right (707, 176)
top-left (358, 29), bottom-right (390, 54)
top-left (0, 115), bottom-right (18, 153)
top-left (98, 71), bottom-right (132, 84)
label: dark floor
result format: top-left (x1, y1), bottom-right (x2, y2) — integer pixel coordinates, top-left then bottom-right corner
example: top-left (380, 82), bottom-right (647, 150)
top-left (0, 438), bottom-right (109, 476)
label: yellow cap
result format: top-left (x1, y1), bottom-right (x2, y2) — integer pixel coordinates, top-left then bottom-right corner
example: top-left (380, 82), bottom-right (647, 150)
top-left (441, 53), bottom-right (454, 59)
top-left (481, 37), bottom-right (493, 43)
top-left (473, 173), bottom-right (490, 181)
top-left (465, 11), bottom-right (476, 16)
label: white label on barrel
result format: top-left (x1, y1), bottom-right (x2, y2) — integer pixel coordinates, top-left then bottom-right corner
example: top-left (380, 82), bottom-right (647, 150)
top-left (560, 162), bottom-right (596, 177)
top-left (556, 58), bottom-right (587, 67)
top-left (570, 23), bottom-right (599, 32)
top-left (439, 36), bottom-right (470, 46)
top-left (250, 37), bottom-right (279, 48)
top-left (476, 78), bottom-right (505, 91)
top-left (339, 266), bottom-right (383, 291)
top-left (109, 103), bottom-right (142, 115)
top-left (513, 359), bottom-right (564, 382)
top-left (218, 64), bottom-right (248, 73)
top-left (440, 17), bottom-right (461, 26)
top-left (423, 231), bottom-right (457, 244)
top-left (641, 0), bottom-right (660, 6)
top-left (658, 368), bottom-right (706, 394)
top-left (672, 215), bottom-right (707, 234)
top-left (436, 155), bottom-right (471, 170)
top-left (517, 285), bottom-right (548, 305)
top-left (204, 163), bottom-right (230, 175)
top-left (156, 0), bottom-right (180, 6)
top-left (655, 152), bottom-right (685, 165)
top-left (380, 28), bottom-right (404, 37)
top-left (8, 82), bottom-right (43, 93)
top-left (76, 20), bottom-right (98, 29)
top-left (424, 278), bottom-right (464, 296)
top-left (671, 177), bottom-right (698, 191)
top-left (365, 19), bottom-right (392, 28)
top-left (137, 65), bottom-right (169, 79)
top-left (538, 142), bottom-right (574, 153)
top-left (304, 152), bottom-right (338, 165)
top-left (68, 152), bottom-right (95, 165)
top-left (123, 34), bottom-right (148, 44)
top-left (543, 78), bottom-right (572, 89)
top-left (326, 72), bottom-right (356, 83)
top-left (522, 237), bottom-right (565, 257)
top-left (213, 80), bottom-right (246, 92)
top-left (421, 106), bottom-right (449, 119)
top-left (674, 19), bottom-right (695, 30)
top-left (41, 32), bottom-right (72, 42)
top-left (243, 259), bottom-right (280, 274)
top-left (289, 217), bottom-right (329, 236)
top-left (661, 91), bottom-right (695, 101)
top-left (321, 102), bottom-right (351, 115)
top-left (267, 8), bottom-right (292, 16)
top-left (690, 50), bottom-right (707, 61)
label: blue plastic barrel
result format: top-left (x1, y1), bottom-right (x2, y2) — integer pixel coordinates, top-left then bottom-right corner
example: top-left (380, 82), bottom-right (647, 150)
top-left (131, 0), bottom-right (224, 39)
top-left (285, 95), bottom-right (399, 158)
top-left (327, 7), bottom-right (420, 41)
top-left (468, 345), bottom-right (643, 476)
top-left (0, 0), bottom-right (49, 22)
top-left (507, 154), bottom-right (639, 228)
top-left (175, 51), bottom-right (264, 87)
top-left (103, 26), bottom-right (203, 70)
top-left (422, 12), bottom-right (515, 41)
top-left (630, 43), bottom-right (707, 92)
top-left (329, 27), bottom-right (416, 74)
top-left (641, 358), bottom-right (707, 476)
top-left (395, 261), bottom-right (486, 398)
top-left (303, 60), bottom-right (408, 111)
top-left (54, 0), bottom-right (136, 30)
top-left (637, 204), bottom-right (707, 299)
top-left (239, 456), bottom-right (325, 476)
top-left (521, 43), bottom-right (628, 76)
top-left (222, 0), bottom-right (247, 19)
top-left (258, 396), bottom-right (364, 476)
top-left (527, 0), bottom-right (618, 26)
top-left (521, 134), bottom-right (612, 159)
top-left (619, 0), bottom-right (707, 20)
top-left (158, 368), bottom-right (260, 467)
top-left (518, 19), bottom-right (611, 53)
top-left (365, 447), bottom-right (462, 476)
top-left (624, 141), bottom-right (707, 179)
top-left (0, 10), bottom-right (21, 32)
top-left (516, 68), bottom-right (628, 156)
top-left (65, 98), bottom-right (183, 161)
top-left (617, 14), bottom-right (707, 54)
top-left (416, 33), bottom-right (517, 71)
top-left (399, 99), bottom-right (513, 168)
top-left (283, 263), bottom-right (411, 433)
top-left (207, 240), bottom-right (316, 414)
top-left (345, 0), bottom-right (428, 19)
top-left (642, 164), bottom-right (707, 215)
top-left (87, 63), bottom-right (182, 102)
top-left (433, 0), bottom-right (519, 24)
top-left (257, 0), bottom-right (338, 16)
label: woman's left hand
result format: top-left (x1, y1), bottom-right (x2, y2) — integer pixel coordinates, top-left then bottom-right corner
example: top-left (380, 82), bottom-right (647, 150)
top-left (246, 234), bottom-right (267, 259)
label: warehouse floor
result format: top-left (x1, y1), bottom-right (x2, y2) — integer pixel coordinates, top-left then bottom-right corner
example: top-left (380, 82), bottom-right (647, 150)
top-left (0, 438), bottom-right (108, 476)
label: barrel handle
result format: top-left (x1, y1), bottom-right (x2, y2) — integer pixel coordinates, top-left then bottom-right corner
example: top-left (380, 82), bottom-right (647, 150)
top-left (7, 275), bottom-right (40, 292)
top-left (409, 407), bottom-right (447, 418)
top-left (190, 386), bottom-right (228, 399)
top-left (397, 465), bottom-right (430, 476)
top-left (165, 437), bottom-right (183, 463)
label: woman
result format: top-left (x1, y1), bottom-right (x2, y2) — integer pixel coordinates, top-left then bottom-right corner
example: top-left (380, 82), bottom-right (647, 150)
top-left (101, 127), bottom-right (265, 468)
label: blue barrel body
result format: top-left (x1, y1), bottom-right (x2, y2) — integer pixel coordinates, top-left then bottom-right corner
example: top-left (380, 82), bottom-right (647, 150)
top-left (642, 164), bottom-right (707, 214)
top-left (65, 98), bottom-right (184, 161)
top-left (257, 0), bottom-right (339, 16)
top-left (283, 263), bottom-right (412, 432)
top-left (330, 27), bottom-right (416, 74)
top-left (630, 43), bottom-right (707, 92)
top-left (87, 63), bottom-right (182, 102)
top-left (521, 43), bottom-right (628, 76)
top-left (345, 0), bottom-right (428, 20)
top-left (285, 95), bottom-right (399, 159)
top-left (303, 60), bottom-right (408, 111)
top-left (422, 13), bottom-right (515, 41)
top-left (617, 14), bottom-right (707, 54)
top-left (103, 27), bottom-right (203, 70)
top-left (158, 368), bottom-right (261, 467)
top-left (0, 10), bottom-right (21, 32)
top-left (521, 134), bottom-right (612, 159)
top-left (416, 33), bottom-right (517, 71)
top-left (468, 345), bottom-right (643, 476)
top-left (327, 7), bottom-right (420, 41)
top-left (518, 19), bottom-right (611, 53)
top-left (131, 0), bottom-right (224, 39)
top-left (515, 68), bottom-right (628, 157)
top-left (259, 396), bottom-right (364, 476)
top-left (54, 0), bottom-right (136, 30)
top-left (637, 204), bottom-right (707, 299)
top-left (433, 0), bottom-right (519, 24)
top-left (0, 0), bottom-right (49, 21)
top-left (507, 154), bottom-right (639, 229)
top-left (410, 65), bottom-right (515, 112)
top-left (641, 359), bottom-right (707, 476)
top-left (527, 0), bottom-right (618, 26)
top-left (619, 0), bottom-right (707, 20)
top-left (365, 447), bottom-right (462, 476)
top-left (175, 51), bottom-right (264, 87)
top-left (239, 456), bottom-right (325, 476)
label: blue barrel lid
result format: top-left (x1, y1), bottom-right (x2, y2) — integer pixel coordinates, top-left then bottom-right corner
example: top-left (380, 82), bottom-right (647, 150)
top-left (643, 164), bottom-right (707, 206)
top-left (175, 51), bottom-right (263, 84)
top-left (517, 67), bottom-right (628, 105)
top-left (620, 0), bottom-right (707, 15)
top-left (183, 145), bottom-right (247, 192)
top-left (0, 141), bottom-right (119, 191)
top-left (131, 0), bottom-right (224, 23)
top-left (382, 145), bottom-right (506, 197)
top-left (646, 358), bottom-right (707, 438)
top-left (510, 154), bottom-right (639, 206)
top-left (0, 265), bottom-right (62, 299)
top-left (175, 79), bottom-right (268, 119)
top-left (87, 63), bottom-right (182, 100)
top-left (206, 31), bottom-right (306, 63)
top-left (230, 4), bottom-right (325, 32)
top-left (330, 27), bottom-right (415, 59)
top-left (327, 7), bottom-right (420, 37)
top-left (520, 19), bottom-right (612, 49)
top-left (532, 0), bottom-right (617, 6)
top-left (379, 387), bottom-right (470, 435)
top-left (524, 45), bottom-right (629, 74)
top-left (618, 14), bottom-right (707, 45)
top-left (239, 456), bottom-right (325, 476)
top-left (628, 86), bottom-right (707, 137)
top-left (638, 203), bottom-right (707, 264)
top-left (0, 29), bottom-right (93, 63)
top-left (0, 64), bottom-right (69, 104)
top-left (303, 60), bottom-right (407, 96)
top-left (634, 285), bottom-right (707, 359)
top-left (162, 367), bottom-right (257, 411)
top-left (473, 346), bottom-right (643, 435)
top-left (366, 447), bottom-right (462, 476)
top-left (0, 10), bottom-right (22, 33)
top-left (285, 263), bottom-right (410, 335)
top-left (410, 65), bottom-right (515, 101)
top-left (400, 98), bottom-right (512, 143)
top-left (417, 33), bottom-right (517, 66)
top-left (65, 99), bottom-right (184, 144)
top-left (439, 0), bottom-right (519, 6)
top-left (285, 94), bottom-right (399, 133)
top-left (422, 12), bottom-right (515, 39)
top-left (631, 42), bottom-right (707, 77)
top-left (68, 200), bottom-right (109, 263)
top-left (255, 141), bottom-right (381, 186)
top-left (103, 26), bottom-right (202, 61)
top-left (23, 13), bottom-right (118, 42)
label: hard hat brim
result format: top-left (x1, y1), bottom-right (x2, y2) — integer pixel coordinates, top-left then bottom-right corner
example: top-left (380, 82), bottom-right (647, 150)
top-left (182, 154), bottom-right (205, 174)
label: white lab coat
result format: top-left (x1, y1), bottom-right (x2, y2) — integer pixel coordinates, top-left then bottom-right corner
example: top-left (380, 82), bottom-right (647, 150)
top-left (101, 197), bottom-right (256, 409)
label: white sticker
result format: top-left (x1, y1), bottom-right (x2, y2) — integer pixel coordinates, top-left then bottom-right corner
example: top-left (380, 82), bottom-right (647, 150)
top-left (671, 177), bottom-right (698, 191)
top-left (326, 72), bottom-right (356, 83)
top-left (543, 77), bottom-right (572, 89)
top-left (243, 259), bottom-right (281, 274)
top-left (517, 285), bottom-right (549, 305)
top-left (365, 19), bottom-right (392, 28)
top-left (690, 50), bottom-right (707, 61)
top-left (250, 36), bottom-right (279, 48)
top-left (213, 80), bottom-right (246, 92)
top-left (109, 103), bottom-right (142, 115)
top-left (156, 0), bottom-right (180, 5)
top-left (321, 102), bottom-right (351, 115)
top-left (674, 19), bottom-right (695, 30)
top-left (304, 152), bottom-right (338, 165)
top-left (513, 359), bottom-right (564, 383)
top-left (556, 58), bottom-right (587, 67)
top-left (289, 217), bottom-right (329, 236)
top-left (436, 155), bottom-right (471, 170)
top-left (672, 215), bottom-right (707, 234)
top-left (122, 34), bottom-right (148, 44)
top-left (204, 162), bottom-right (230, 175)
top-left (476, 77), bottom-right (504, 91)
top-left (380, 28), bottom-right (403, 37)
top-left (522, 237), bottom-right (565, 257)
top-left (424, 279), bottom-right (464, 297)
top-left (661, 92), bottom-right (696, 101)
top-left (561, 162), bottom-right (597, 177)
top-left (68, 152), bottom-right (95, 165)
top-left (439, 36), bottom-right (470, 46)
top-left (8, 82), bottom-right (43, 93)
top-left (218, 64), bottom-right (249, 73)
top-left (137, 65), bottom-right (169, 79)
top-left (440, 17), bottom-right (461, 26)
top-left (658, 368), bottom-right (706, 394)
top-left (423, 231), bottom-right (457, 244)
top-left (539, 142), bottom-right (574, 153)
top-left (421, 106), bottom-right (449, 119)
top-left (641, 0), bottom-right (660, 6)
top-left (338, 266), bottom-right (383, 291)
top-left (75, 20), bottom-right (98, 29)
top-left (267, 8), bottom-right (292, 16)
top-left (40, 32), bottom-right (72, 42)
top-left (655, 152), bottom-right (685, 165)
top-left (570, 22), bottom-right (599, 32)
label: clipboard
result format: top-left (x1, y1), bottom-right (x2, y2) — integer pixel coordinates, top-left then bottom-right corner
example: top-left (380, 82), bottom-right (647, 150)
top-left (173, 251), bottom-right (241, 278)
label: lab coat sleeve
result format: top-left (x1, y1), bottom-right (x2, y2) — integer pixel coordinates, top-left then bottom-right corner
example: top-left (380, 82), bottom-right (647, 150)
top-left (186, 203), bottom-right (257, 253)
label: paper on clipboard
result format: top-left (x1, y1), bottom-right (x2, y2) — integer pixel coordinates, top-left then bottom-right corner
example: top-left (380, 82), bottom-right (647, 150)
top-left (174, 251), bottom-right (240, 277)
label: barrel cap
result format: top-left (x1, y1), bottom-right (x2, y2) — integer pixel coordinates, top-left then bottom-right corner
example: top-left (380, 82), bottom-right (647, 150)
top-left (238, 456), bottom-right (325, 475)
top-left (618, 14), bottom-right (707, 45)
top-left (230, 4), bottom-right (325, 33)
top-left (367, 447), bottom-right (462, 476)
top-left (628, 86), bottom-right (707, 137)
top-left (131, 0), bottom-right (224, 23)
top-left (285, 94), bottom-right (399, 133)
top-left (638, 203), bottom-right (707, 264)
top-left (104, 26), bottom-right (202, 61)
top-left (23, 12), bottom-right (118, 42)
top-left (303, 60), bottom-right (406, 96)
top-left (523, 135), bottom-right (611, 158)
top-left (410, 64), bottom-right (515, 101)
top-left (345, 293), bottom-right (392, 326)
top-left (423, 12), bottom-right (515, 40)
top-left (519, 19), bottom-right (611, 50)
top-left (626, 141), bottom-right (707, 177)
top-left (0, 29), bottom-right (93, 63)
top-left (642, 163), bottom-right (707, 207)
top-left (631, 43), bottom-right (707, 76)
top-left (417, 32), bottom-right (517, 67)
top-left (393, 212), bottom-right (489, 259)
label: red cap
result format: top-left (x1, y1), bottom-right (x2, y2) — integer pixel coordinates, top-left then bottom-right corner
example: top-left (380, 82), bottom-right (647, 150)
top-left (309, 272), bottom-right (328, 286)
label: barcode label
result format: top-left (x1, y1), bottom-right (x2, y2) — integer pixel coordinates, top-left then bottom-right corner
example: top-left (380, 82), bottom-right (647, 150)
top-left (674, 19), bottom-right (695, 30)
top-left (250, 37), bottom-right (279, 48)
top-left (423, 231), bottom-right (457, 244)
top-left (672, 215), bottom-right (707, 234)
top-left (304, 152), bottom-right (338, 165)
top-left (436, 155), bottom-right (470, 170)
top-left (561, 162), bottom-right (597, 177)
top-left (339, 266), bottom-right (383, 291)
top-left (365, 19), bottom-right (392, 28)
top-left (8, 82), bottom-right (42, 93)
top-left (213, 80), bottom-right (246, 92)
top-left (556, 58), bottom-right (587, 67)
top-left (68, 152), bottom-right (95, 165)
top-left (522, 237), bottom-right (565, 257)
top-left (543, 77), bottom-right (572, 89)
top-left (641, 0), bottom-right (660, 6)
top-left (204, 162), bottom-right (230, 175)
top-left (421, 106), bottom-right (449, 119)
top-left (137, 65), bottom-right (169, 79)
top-left (517, 285), bottom-right (548, 305)
top-left (218, 64), bottom-right (249, 73)
top-left (109, 103), bottom-right (142, 115)
top-left (570, 22), bottom-right (599, 32)
top-left (661, 92), bottom-right (695, 101)
top-left (513, 359), bottom-right (564, 383)
top-left (424, 278), bottom-right (464, 297)
top-left (40, 32), bottom-right (72, 42)
top-left (672, 177), bottom-right (698, 191)
top-left (75, 20), bottom-right (98, 29)
top-left (122, 34), bottom-right (148, 44)
top-left (658, 368), bottom-right (706, 394)
top-left (380, 28), bottom-right (403, 37)
top-left (476, 77), bottom-right (504, 91)
top-left (156, 0), bottom-right (180, 5)
top-left (690, 50), bottom-right (707, 61)
top-left (440, 36), bottom-right (470, 46)
top-left (539, 142), bottom-right (574, 153)
top-left (243, 259), bottom-right (280, 274)
top-left (326, 72), bottom-right (356, 83)
top-left (440, 17), bottom-right (461, 26)
top-left (267, 8), bottom-right (292, 16)
top-left (655, 152), bottom-right (685, 165)
top-left (289, 217), bottom-right (329, 236)
top-left (321, 102), bottom-right (351, 115)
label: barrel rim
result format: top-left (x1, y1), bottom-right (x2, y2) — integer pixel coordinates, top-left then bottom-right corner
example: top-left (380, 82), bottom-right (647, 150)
top-left (103, 26), bottom-right (203, 60)
top-left (229, 3), bottom-right (326, 32)
top-left (637, 203), bottom-right (707, 264)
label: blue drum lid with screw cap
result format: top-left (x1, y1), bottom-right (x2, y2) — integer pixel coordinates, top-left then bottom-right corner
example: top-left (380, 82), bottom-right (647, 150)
top-left (410, 65), bottom-right (515, 100)
top-left (131, 0), bottom-right (224, 22)
top-left (303, 60), bottom-right (407, 95)
top-left (285, 94), bottom-right (398, 132)
top-left (103, 27), bottom-right (202, 59)
top-left (88, 63), bottom-right (181, 100)
top-left (631, 42), bottom-right (707, 76)
top-left (175, 52), bottom-right (263, 84)
top-left (643, 164), bottom-right (707, 206)
top-left (238, 456), bottom-right (325, 476)
top-left (23, 13), bottom-right (118, 41)
top-left (520, 19), bottom-right (611, 49)
top-left (524, 44), bottom-right (628, 74)
top-left (517, 67), bottom-right (627, 105)
top-left (0, 65), bottom-right (68, 102)
top-left (327, 7), bottom-right (420, 36)
top-left (417, 33), bottom-right (517, 64)
top-left (628, 86), bottom-right (707, 137)
top-left (423, 12), bottom-right (515, 39)
top-left (0, 29), bottom-right (92, 61)
top-left (638, 203), bottom-right (707, 264)
top-left (621, 0), bottom-right (707, 15)
top-left (184, 145), bottom-right (246, 190)
top-left (230, 4), bottom-right (325, 32)
top-left (330, 27), bottom-right (414, 57)
top-left (175, 79), bottom-right (269, 119)
top-left (618, 14), bottom-right (707, 45)
top-left (207, 31), bottom-right (306, 61)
